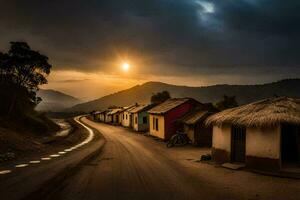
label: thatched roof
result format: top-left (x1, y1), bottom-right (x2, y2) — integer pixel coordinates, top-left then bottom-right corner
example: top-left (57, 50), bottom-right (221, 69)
top-left (205, 97), bottom-right (300, 127)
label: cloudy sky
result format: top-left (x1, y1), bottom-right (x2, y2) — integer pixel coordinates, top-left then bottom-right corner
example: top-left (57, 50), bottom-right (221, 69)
top-left (1, 0), bottom-right (300, 100)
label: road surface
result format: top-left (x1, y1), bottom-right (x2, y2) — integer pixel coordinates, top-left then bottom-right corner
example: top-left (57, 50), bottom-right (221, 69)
top-left (40, 118), bottom-right (300, 200)
top-left (40, 118), bottom-right (234, 200)
top-left (1, 117), bottom-right (300, 200)
top-left (0, 117), bottom-right (105, 200)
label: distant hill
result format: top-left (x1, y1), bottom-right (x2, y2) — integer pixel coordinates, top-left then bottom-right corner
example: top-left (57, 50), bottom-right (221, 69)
top-left (36, 89), bottom-right (81, 111)
top-left (68, 79), bottom-right (300, 112)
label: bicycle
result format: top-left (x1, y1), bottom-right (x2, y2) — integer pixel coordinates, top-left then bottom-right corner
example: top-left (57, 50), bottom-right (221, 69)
top-left (166, 131), bottom-right (191, 148)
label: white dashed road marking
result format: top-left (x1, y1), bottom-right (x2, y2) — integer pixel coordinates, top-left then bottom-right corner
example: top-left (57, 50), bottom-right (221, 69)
top-left (0, 170), bottom-right (11, 175)
top-left (15, 164), bottom-right (29, 168)
top-left (50, 154), bottom-right (60, 158)
top-left (41, 157), bottom-right (51, 161)
top-left (0, 116), bottom-right (94, 175)
top-left (29, 161), bottom-right (41, 164)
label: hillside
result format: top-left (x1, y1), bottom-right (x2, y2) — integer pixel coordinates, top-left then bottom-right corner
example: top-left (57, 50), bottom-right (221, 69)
top-left (68, 79), bottom-right (300, 112)
top-left (36, 89), bottom-right (81, 111)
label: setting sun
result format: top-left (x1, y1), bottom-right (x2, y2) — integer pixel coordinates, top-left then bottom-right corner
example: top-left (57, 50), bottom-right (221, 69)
top-left (122, 62), bottom-right (130, 71)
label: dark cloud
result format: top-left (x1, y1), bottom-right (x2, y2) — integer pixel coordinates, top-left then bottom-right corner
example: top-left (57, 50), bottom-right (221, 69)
top-left (0, 0), bottom-right (299, 78)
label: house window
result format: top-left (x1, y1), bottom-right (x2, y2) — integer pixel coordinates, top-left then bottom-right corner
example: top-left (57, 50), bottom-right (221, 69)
top-left (135, 117), bottom-right (137, 124)
top-left (153, 117), bottom-right (155, 129)
top-left (123, 114), bottom-right (124, 119)
top-left (143, 117), bottom-right (147, 124)
top-left (126, 114), bottom-right (128, 119)
top-left (155, 118), bottom-right (159, 131)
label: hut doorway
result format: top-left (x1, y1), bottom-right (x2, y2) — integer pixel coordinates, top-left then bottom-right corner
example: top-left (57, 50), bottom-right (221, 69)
top-left (281, 124), bottom-right (300, 167)
top-left (231, 126), bottom-right (246, 163)
top-left (129, 114), bottom-right (133, 127)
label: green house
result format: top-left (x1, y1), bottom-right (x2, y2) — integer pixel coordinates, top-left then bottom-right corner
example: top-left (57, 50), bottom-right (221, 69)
top-left (129, 104), bottom-right (156, 132)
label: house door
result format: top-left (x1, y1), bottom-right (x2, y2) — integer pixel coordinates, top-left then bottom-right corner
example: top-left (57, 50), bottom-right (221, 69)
top-left (281, 123), bottom-right (300, 166)
top-left (129, 115), bottom-right (133, 127)
top-left (231, 126), bottom-right (246, 163)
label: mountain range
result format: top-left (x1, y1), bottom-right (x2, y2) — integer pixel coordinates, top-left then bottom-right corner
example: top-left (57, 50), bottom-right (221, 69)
top-left (67, 79), bottom-right (300, 112)
top-left (36, 89), bottom-right (81, 112)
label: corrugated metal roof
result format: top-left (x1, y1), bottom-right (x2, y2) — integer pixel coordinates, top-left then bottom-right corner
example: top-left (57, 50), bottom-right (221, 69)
top-left (105, 110), bottom-right (113, 115)
top-left (180, 110), bottom-right (210, 125)
top-left (126, 105), bottom-right (139, 112)
top-left (119, 104), bottom-right (138, 113)
top-left (148, 98), bottom-right (192, 114)
top-left (129, 104), bottom-right (156, 113)
top-left (98, 110), bottom-right (110, 114)
top-left (107, 108), bottom-right (123, 115)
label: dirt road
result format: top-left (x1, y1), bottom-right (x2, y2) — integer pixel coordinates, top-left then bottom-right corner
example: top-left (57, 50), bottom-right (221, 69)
top-left (2, 117), bottom-right (299, 200)
top-left (41, 118), bottom-right (300, 200)
top-left (42, 118), bottom-right (229, 200)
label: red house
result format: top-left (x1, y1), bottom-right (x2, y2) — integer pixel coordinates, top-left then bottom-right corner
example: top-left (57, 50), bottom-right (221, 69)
top-left (148, 98), bottom-right (200, 140)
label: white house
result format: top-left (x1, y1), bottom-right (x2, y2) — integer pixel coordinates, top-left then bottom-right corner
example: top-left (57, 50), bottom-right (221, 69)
top-left (121, 104), bottom-right (139, 128)
top-left (206, 97), bottom-right (300, 172)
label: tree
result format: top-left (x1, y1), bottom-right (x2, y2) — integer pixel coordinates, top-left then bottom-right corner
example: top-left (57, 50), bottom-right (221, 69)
top-left (215, 95), bottom-right (238, 111)
top-left (0, 41), bottom-right (52, 117)
top-left (151, 91), bottom-right (171, 104)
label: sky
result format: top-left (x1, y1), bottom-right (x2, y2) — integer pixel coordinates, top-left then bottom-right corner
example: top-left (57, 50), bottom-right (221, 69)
top-left (0, 0), bottom-right (300, 100)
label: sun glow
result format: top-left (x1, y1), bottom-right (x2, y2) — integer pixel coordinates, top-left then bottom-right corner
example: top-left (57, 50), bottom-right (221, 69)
top-left (122, 62), bottom-right (130, 71)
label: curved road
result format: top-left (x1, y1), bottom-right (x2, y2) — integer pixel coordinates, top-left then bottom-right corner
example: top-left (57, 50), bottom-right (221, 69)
top-left (2, 117), bottom-right (299, 200)
top-left (0, 117), bottom-right (104, 200)
top-left (43, 118), bottom-right (233, 200)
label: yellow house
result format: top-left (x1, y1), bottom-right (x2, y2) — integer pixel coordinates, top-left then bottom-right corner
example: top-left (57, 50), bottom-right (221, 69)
top-left (149, 114), bottom-right (165, 139)
top-left (148, 98), bottom-right (199, 140)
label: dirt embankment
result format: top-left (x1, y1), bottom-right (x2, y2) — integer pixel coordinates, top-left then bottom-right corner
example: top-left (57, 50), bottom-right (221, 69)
top-left (0, 118), bottom-right (86, 163)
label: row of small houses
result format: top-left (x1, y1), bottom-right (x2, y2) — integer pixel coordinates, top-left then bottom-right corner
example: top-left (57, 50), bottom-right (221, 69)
top-left (93, 97), bottom-right (300, 173)
top-left (93, 98), bottom-right (216, 145)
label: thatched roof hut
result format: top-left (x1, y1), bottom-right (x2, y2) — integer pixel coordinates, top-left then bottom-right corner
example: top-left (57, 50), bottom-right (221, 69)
top-left (206, 97), bottom-right (300, 127)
